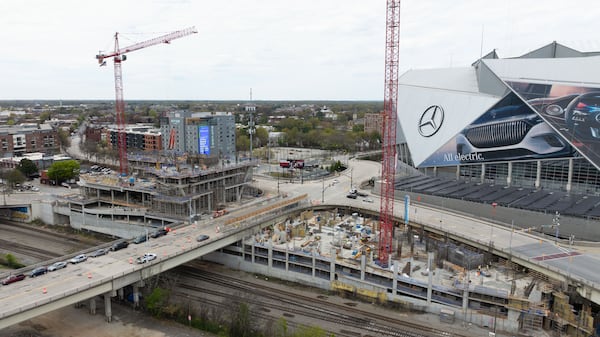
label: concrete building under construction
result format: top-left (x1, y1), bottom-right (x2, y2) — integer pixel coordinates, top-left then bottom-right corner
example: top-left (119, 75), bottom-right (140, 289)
top-left (56, 153), bottom-right (256, 237)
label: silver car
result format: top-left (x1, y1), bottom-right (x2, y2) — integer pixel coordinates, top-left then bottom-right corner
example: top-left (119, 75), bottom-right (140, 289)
top-left (70, 254), bottom-right (88, 264)
top-left (90, 248), bottom-right (108, 257)
top-left (48, 261), bottom-right (67, 272)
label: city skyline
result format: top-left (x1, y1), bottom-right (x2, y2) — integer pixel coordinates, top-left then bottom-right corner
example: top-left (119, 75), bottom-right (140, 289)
top-left (1, 0), bottom-right (598, 101)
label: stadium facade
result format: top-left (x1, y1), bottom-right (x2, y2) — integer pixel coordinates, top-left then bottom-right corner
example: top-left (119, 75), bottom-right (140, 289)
top-left (397, 42), bottom-right (600, 196)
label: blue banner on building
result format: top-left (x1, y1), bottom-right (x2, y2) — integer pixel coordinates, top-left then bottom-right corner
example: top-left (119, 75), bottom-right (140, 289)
top-left (198, 125), bottom-right (210, 155)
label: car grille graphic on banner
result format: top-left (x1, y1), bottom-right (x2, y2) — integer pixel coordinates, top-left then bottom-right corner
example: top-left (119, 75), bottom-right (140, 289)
top-left (419, 92), bottom-right (575, 167)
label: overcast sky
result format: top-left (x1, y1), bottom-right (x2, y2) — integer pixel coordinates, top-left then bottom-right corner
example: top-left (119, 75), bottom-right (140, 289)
top-left (1, 0), bottom-right (598, 101)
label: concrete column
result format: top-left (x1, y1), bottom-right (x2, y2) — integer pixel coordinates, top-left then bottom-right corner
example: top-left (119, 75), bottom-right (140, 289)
top-left (118, 288), bottom-right (124, 301)
top-left (392, 260), bottom-right (398, 296)
top-left (89, 297), bottom-right (96, 315)
top-left (330, 247), bottom-right (336, 282)
top-left (480, 163), bottom-right (485, 183)
top-left (456, 165), bottom-right (460, 180)
top-left (506, 162), bottom-right (512, 186)
top-left (104, 292), bottom-right (112, 322)
top-left (267, 241), bottom-right (273, 269)
top-left (251, 240), bottom-right (255, 264)
top-left (535, 160), bottom-right (541, 189)
top-left (285, 246), bottom-right (289, 272)
top-left (360, 253), bottom-right (366, 281)
top-left (312, 247), bottom-right (316, 278)
top-left (132, 285), bottom-right (140, 309)
top-left (462, 276), bottom-right (469, 322)
top-left (427, 252), bottom-right (433, 304)
top-left (566, 158), bottom-right (573, 192)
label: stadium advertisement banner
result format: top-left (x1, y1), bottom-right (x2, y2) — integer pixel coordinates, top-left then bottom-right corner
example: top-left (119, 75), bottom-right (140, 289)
top-left (505, 81), bottom-right (600, 170)
top-left (198, 125), bottom-right (210, 155)
top-left (397, 85), bottom-right (499, 167)
top-left (419, 92), bottom-right (576, 167)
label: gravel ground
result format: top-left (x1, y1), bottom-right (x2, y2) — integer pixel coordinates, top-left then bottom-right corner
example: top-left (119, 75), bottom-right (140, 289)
top-left (0, 300), bottom-right (217, 337)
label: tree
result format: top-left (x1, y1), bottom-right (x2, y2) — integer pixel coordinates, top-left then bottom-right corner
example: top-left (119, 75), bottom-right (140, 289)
top-left (236, 131), bottom-right (250, 153)
top-left (47, 160), bottom-right (80, 183)
top-left (57, 129), bottom-right (71, 150)
top-left (229, 301), bottom-right (253, 337)
top-left (255, 127), bottom-right (269, 148)
top-left (5, 169), bottom-right (26, 188)
top-left (17, 158), bottom-right (38, 178)
top-left (146, 287), bottom-right (170, 318)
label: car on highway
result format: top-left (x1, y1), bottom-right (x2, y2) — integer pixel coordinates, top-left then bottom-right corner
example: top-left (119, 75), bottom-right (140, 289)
top-left (136, 253), bottom-right (157, 264)
top-left (2, 274), bottom-right (26, 285)
top-left (346, 193), bottom-right (357, 199)
top-left (362, 198), bottom-right (374, 203)
top-left (29, 266), bottom-right (48, 278)
top-left (150, 228), bottom-right (168, 238)
top-left (47, 261), bottom-right (68, 272)
top-left (133, 235), bottom-right (147, 244)
top-left (70, 254), bottom-right (88, 264)
top-left (90, 248), bottom-right (109, 257)
top-left (110, 240), bottom-right (129, 251)
top-left (196, 234), bottom-right (210, 242)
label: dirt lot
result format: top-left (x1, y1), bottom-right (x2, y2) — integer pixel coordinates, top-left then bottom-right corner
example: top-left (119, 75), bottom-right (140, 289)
top-left (0, 301), bottom-right (216, 337)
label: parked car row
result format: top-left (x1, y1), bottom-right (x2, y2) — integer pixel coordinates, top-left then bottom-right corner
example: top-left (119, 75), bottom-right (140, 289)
top-left (2, 227), bottom-right (211, 286)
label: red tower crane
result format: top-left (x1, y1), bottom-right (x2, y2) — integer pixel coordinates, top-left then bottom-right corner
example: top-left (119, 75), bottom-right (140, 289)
top-left (378, 0), bottom-right (401, 266)
top-left (96, 26), bottom-right (197, 176)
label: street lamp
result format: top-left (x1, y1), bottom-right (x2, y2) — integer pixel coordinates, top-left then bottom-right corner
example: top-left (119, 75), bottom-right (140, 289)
top-left (553, 211), bottom-right (560, 243)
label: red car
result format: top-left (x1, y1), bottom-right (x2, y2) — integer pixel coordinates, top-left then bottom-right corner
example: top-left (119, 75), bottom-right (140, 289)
top-left (2, 274), bottom-right (26, 285)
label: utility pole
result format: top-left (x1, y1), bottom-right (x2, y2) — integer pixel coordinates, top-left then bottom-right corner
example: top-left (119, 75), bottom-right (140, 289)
top-left (553, 211), bottom-right (560, 243)
top-left (248, 88), bottom-right (255, 161)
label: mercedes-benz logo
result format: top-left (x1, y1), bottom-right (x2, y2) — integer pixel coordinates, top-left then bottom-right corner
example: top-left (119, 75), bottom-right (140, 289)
top-left (418, 105), bottom-right (444, 137)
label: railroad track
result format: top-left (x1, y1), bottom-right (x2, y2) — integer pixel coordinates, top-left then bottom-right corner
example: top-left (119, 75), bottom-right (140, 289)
top-left (0, 221), bottom-right (91, 249)
top-left (176, 262), bottom-right (467, 337)
top-left (0, 238), bottom-right (61, 260)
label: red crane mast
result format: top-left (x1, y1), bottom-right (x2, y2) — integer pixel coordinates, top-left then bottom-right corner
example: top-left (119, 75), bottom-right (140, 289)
top-left (96, 27), bottom-right (197, 175)
top-left (379, 0), bottom-right (401, 266)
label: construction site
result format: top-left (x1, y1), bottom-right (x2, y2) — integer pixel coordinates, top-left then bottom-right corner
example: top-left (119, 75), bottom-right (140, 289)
top-left (48, 4), bottom-right (598, 335)
top-left (202, 208), bottom-right (596, 336)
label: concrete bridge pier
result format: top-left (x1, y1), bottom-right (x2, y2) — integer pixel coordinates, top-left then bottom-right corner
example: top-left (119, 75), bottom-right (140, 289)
top-left (89, 297), bottom-right (96, 315)
top-left (330, 247), bottom-right (336, 282)
top-left (132, 285), bottom-right (140, 309)
top-left (104, 292), bottom-right (112, 322)
top-left (118, 288), bottom-right (124, 301)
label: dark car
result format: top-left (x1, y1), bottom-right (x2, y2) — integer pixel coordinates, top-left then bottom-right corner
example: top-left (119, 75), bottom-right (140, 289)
top-left (30, 267), bottom-right (48, 278)
top-left (346, 193), bottom-right (357, 199)
top-left (90, 248), bottom-right (109, 257)
top-left (565, 92), bottom-right (600, 142)
top-left (2, 274), bottom-right (26, 285)
top-left (133, 235), bottom-right (147, 244)
top-left (150, 228), bottom-right (168, 238)
top-left (110, 240), bottom-right (129, 251)
top-left (196, 234), bottom-right (210, 242)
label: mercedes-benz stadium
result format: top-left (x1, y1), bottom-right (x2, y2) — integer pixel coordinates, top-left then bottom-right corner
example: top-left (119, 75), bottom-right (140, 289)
top-left (394, 42), bottom-right (600, 240)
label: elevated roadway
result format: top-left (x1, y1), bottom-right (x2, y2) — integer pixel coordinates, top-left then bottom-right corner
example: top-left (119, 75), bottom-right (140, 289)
top-left (0, 194), bottom-right (306, 329)
top-left (2, 156), bottom-right (600, 329)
